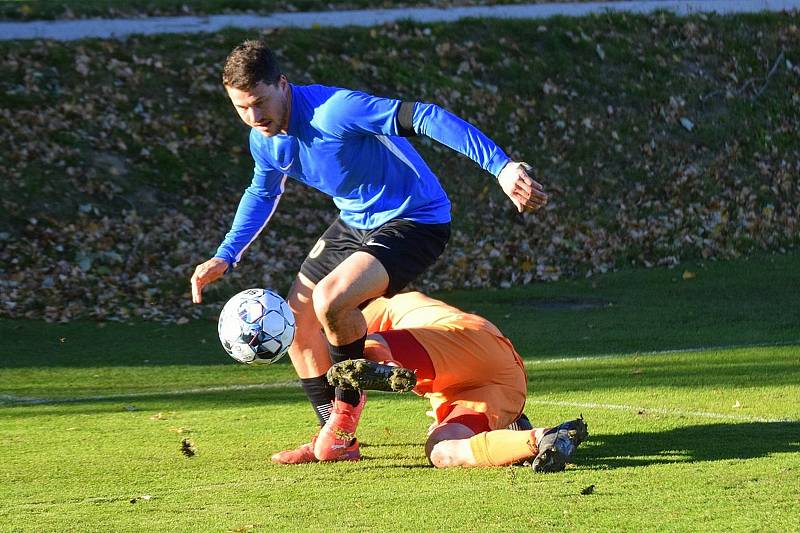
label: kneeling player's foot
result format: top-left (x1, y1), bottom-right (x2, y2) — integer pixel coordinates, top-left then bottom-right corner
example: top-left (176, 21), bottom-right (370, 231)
top-left (506, 412), bottom-right (533, 431)
top-left (314, 394), bottom-right (367, 461)
top-left (531, 416), bottom-right (589, 473)
top-left (327, 359), bottom-right (417, 392)
top-left (271, 435), bottom-right (361, 464)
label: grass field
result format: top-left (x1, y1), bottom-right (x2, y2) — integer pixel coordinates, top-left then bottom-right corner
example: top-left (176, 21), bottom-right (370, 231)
top-left (1, 252), bottom-right (799, 531)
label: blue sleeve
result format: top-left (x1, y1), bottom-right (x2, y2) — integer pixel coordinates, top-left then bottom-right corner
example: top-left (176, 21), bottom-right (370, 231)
top-left (411, 102), bottom-right (510, 177)
top-left (322, 90), bottom-right (509, 176)
top-left (322, 89), bottom-right (402, 137)
top-left (214, 135), bottom-right (285, 268)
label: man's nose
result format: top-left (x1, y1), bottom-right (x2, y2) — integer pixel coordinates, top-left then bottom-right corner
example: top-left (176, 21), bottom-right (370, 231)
top-left (250, 107), bottom-right (263, 123)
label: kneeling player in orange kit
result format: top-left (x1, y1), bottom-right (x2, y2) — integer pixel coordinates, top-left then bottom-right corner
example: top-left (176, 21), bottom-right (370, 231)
top-left (309, 291), bottom-right (587, 471)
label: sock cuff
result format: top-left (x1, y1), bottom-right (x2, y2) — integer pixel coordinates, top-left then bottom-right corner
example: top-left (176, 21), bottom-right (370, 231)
top-left (328, 334), bottom-right (367, 363)
top-left (468, 431), bottom-right (494, 467)
top-left (300, 375), bottom-right (334, 394)
top-left (335, 386), bottom-right (362, 406)
top-left (469, 429), bottom-right (540, 467)
top-left (300, 375), bottom-right (335, 426)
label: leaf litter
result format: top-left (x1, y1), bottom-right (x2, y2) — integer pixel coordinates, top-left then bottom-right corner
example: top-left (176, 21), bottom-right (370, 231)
top-left (0, 14), bottom-right (798, 324)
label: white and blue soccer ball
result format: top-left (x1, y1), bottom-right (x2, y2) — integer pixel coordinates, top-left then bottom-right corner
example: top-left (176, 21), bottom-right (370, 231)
top-left (218, 288), bottom-right (295, 365)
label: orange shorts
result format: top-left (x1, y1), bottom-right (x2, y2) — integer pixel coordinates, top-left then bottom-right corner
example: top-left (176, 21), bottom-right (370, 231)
top-left (367, 327), bottom-right (527, 431)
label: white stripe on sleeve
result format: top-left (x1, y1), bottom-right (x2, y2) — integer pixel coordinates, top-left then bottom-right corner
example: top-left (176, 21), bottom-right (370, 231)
top-left (234, 174), bottom-right (287, 265)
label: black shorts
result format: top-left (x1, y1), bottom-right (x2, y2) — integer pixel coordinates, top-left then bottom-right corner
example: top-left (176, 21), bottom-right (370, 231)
top-left (300, 218), bottom-right (451, 297)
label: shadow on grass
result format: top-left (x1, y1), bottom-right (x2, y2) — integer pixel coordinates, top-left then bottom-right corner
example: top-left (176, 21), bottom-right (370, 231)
top-left (355, 463), bottom-right (431, 470)
top-left (0, 388), bottom-right (310, 416)
top-left (582, 422), bottom-right (800, 469)
top-left (359, 442), bottom-right (420, 448)
top-left (0, 387), bottom-right (427, 418)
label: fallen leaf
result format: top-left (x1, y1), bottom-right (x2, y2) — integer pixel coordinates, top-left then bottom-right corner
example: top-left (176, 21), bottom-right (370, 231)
top-left (181, 438), bottom-right (196, 457)
top-left (595, 44), bottom-right (605, 61)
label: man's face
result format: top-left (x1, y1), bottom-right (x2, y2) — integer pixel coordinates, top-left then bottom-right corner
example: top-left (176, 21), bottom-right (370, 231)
top-left (226, 77), bottom-right (290, 137)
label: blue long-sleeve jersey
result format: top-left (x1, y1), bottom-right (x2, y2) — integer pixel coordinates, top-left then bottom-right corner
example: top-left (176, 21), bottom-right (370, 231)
top-left (214, 84), bottom-right (510, 267)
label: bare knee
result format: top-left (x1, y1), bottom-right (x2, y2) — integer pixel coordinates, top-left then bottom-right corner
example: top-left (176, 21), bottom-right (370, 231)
top-left (425, 422), bottom-right (477, 468)
top-left (429, 440), bottom-right (459, 468)
top-left (429, 441), bottom-right (455, 468)
top-left (311, 277), bottom-right (346, 330)
top-left (428, 439), bottom-right (474, 468)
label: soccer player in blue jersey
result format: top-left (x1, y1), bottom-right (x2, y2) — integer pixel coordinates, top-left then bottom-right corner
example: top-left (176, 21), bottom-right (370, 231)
top-left (190, 40), bottom-right (548, 462)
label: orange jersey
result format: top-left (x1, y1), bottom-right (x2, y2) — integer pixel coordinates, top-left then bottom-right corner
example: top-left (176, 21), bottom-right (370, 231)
top-left (362, 292), bottom-right (527, 430)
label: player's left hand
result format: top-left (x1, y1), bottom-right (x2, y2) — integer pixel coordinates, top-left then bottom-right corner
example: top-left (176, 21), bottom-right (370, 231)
top-left (190, 257), bottom-right (229, 304)
top-left (498, 161), bottom-right (548, 213)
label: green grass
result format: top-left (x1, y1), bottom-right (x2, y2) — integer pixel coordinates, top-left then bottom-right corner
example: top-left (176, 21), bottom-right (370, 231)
top-left (1, 252), bottom-right (799, 531)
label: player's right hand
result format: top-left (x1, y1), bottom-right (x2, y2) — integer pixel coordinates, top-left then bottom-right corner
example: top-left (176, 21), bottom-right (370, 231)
top-left (498, 161), bottom-right (548, 213)
top-left (191, 257), bottom-right (229, 304)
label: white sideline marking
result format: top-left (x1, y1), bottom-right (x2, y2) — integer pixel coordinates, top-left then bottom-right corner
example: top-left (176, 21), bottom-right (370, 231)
top-left (2, 341), bottom-right (797, 414)
top-left (527, 400), bottom-right (795, 423)
top-left (2, 382), bottom-right (795, 423)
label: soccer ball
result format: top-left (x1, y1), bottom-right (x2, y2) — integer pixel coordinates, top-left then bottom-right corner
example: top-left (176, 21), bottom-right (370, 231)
top-left (218, 288), bottom-right (295, 365)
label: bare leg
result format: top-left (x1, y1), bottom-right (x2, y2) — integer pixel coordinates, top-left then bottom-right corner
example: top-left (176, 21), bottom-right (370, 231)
top-left (311, 253), bottom-right (390, 460)
top-left (286, 273), bottom-right (333, 379)
top-left (426, 406), bottom-right (553, 468)
top-left (312, 251), bottom-right (389, 345)
top-left (427, 422), bottom-right (478, 468)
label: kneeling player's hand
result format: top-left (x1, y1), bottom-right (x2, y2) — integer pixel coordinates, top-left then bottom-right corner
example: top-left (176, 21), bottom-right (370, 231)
top-left (190, 257), bottom-right (229, 304)
top-left (498, 161), bottom-right (548, 213)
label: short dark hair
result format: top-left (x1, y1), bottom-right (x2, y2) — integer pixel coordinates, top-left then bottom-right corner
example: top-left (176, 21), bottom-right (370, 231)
top-left (222, 40), bottom-right (282, 90)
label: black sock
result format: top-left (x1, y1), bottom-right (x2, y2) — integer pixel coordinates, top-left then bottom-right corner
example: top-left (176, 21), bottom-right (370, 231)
top-left (329, 334), bottom-right (366, 407)
top-left (335, 386), bottom-right (361, 406)
top-left (300, 375), bottom-right (335, 426)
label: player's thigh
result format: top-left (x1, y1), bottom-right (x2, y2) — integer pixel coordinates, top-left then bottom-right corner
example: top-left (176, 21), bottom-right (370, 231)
top-left (286, 273), bottom-right (323, 340)
top-left (299, 218), bottom-right (364, 289)
top-left (287, 272), bottom-right (316, 323)
top-left (358, 219), bottom-right (450, 297)
top-left (313, 251), bottom-right (389, 318)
